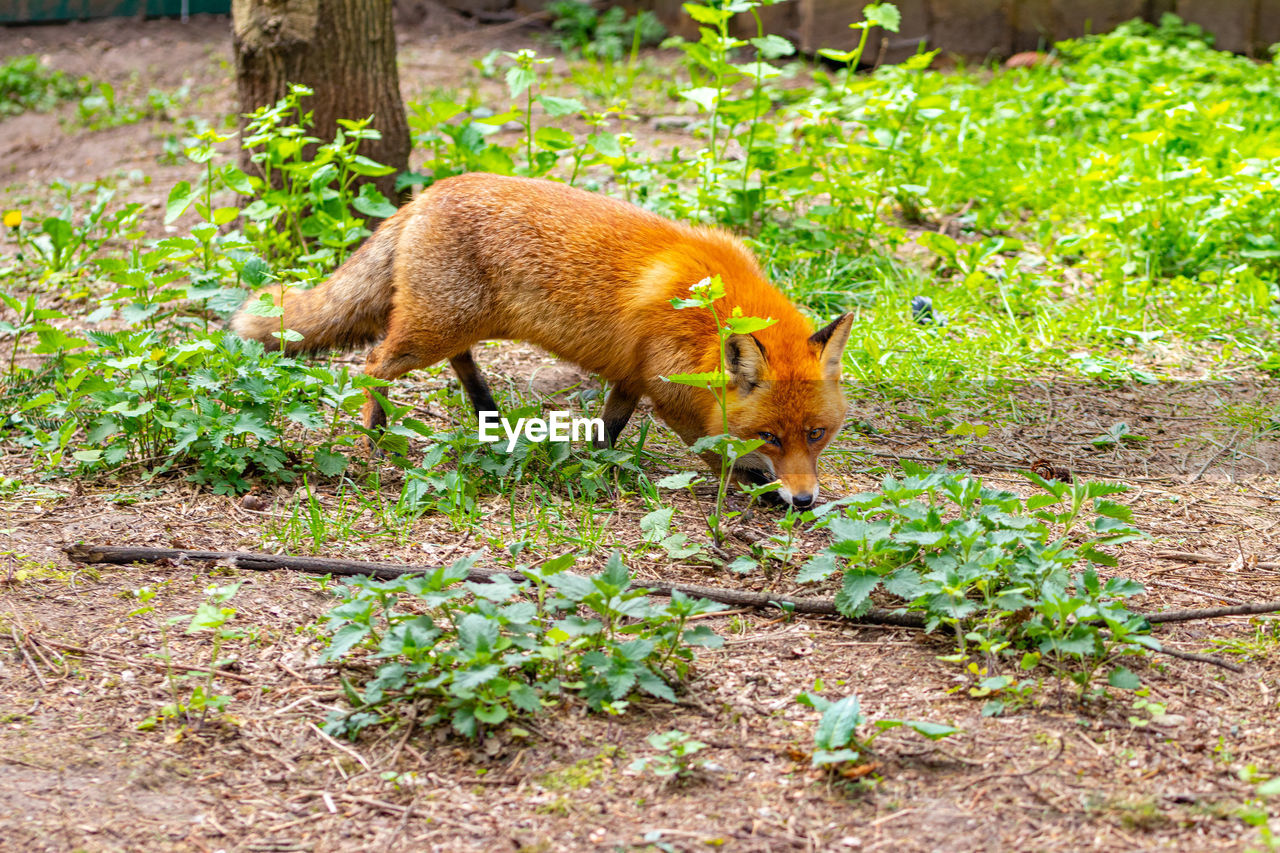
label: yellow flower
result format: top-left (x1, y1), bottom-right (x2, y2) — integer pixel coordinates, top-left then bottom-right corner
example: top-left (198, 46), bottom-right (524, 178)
top-left (3, 210), bottom-right (20, 229)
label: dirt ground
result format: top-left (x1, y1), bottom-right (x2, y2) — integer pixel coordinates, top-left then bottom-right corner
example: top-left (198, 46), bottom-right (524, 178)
top-left (2, 14), bottom-right (1280, 853)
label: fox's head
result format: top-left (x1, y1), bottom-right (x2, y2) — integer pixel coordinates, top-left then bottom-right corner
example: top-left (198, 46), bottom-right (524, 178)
top-left (721, 314), bottom-right (854, 510)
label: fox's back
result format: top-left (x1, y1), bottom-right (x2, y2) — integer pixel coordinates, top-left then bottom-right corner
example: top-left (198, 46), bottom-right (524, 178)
top-left (398, 174), bottom-right (813, 381)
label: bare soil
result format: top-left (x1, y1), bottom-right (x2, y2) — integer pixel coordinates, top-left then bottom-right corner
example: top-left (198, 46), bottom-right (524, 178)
top-left (2, 15), bottom-right (1279, 853)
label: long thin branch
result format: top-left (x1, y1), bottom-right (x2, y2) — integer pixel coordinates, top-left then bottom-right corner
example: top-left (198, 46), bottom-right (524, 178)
top-left (1155, 550), bottom-right (1280, 571)
top-left (1155, 647), bottom-right (1243, 673)
top-left (33, 636), bottom-right (256, 684)
top-left (65, 545), bottom-right (1280, 634)
top-left (1144, 600), bottom-right (1280, 624)
top-left (66, 543), bottom-right (914, 624)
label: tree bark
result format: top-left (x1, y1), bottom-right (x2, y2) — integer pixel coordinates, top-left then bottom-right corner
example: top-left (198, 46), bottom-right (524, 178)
top-left (231, 0), bottom-right (410, 203)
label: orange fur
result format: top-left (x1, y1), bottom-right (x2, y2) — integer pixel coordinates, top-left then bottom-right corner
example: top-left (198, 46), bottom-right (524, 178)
top-left (230, 174), bottom-right (854, 507)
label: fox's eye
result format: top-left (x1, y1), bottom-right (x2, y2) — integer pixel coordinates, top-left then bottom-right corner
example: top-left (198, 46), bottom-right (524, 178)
top-left (759, 431), bottom-right (781, 447)
top-left (808, 428), bottom-right (826, 442)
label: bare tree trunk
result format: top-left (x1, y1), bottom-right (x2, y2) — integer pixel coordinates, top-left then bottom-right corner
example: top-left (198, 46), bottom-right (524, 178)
top-left (231, 0), bottom-right (410, 203)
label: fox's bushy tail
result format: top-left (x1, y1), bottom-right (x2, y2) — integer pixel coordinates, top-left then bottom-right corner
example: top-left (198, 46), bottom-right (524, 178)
top-left (230, 215), bottom-right (404, 355)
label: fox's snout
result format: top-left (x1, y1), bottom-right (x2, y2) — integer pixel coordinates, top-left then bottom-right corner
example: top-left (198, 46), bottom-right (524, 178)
top-left (740, 452), bottom-right (822, 510)
top-left (778, 483), bottom-right (818, 510)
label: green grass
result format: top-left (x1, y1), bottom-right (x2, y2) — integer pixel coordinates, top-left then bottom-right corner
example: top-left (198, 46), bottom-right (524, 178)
top-left (3, 11), bottom-right (1276, 519)
top-left (0, 54), bottom-right (88, 116)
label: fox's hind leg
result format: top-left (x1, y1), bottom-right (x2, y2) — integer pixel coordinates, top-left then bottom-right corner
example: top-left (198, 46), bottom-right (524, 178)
top-left (361, 329), bottom-right (472, 436)
top-left (449, 350), bottom-right (499, 415)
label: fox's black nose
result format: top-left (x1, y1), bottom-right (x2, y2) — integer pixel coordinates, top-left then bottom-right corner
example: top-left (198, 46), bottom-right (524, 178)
top-left (791, 492), bottom-right (814, 509)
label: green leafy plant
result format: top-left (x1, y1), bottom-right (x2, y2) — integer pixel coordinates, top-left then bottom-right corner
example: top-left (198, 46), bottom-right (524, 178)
top-left (667, 0), bottom-right (793, 222)
top-left (800, 464), bottom-right (1152, 707)
top-left (796, 691), bottom-right (959, 771)
top-left (0, 54), bottom-right (88, 116)
top-left (5, 86), bottom-right (405, 492)
top-left (549, 1), bottom-right (665, 62)
top-left (319, 553), bottom-right (725, 740)
top-left (663, 275), bottom-right (774, 546)
top-left (628, 730), bottom-right (710, 781)
top-left (135, 582), bottom-right (242, 732)
top-left (503, 49), bottom-right (556, 177)
top-left (3, 186), bottom-right (143, 282)
top-left (232, 84), bottom-right (397, 269)
top-left (76, 80), bottom-right (191, 130)
top-left (1238, 766), bottom-right (1280, 851)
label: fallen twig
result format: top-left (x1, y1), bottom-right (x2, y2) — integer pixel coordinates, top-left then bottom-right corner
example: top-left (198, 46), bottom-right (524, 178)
top-left (65, 544), bottom-right (1280, 638)
top-left (1144, 578), bottom-right (1248, 606)
top-left (1155, 647), bottom-right (1243, 673)
top-left (10, 626), bottom-right (48, 689)
top-left (32, 635), bottom-right (255, 685)
top-left (64, 543), bottom-right (914, 624)
top-left (1145, 600), bottom-right (1280, 624)
top-left (1185, 430), bottom-right (1239, 485)
top-left (1155, 551), bottom-right (1280, 571)
top-left (308, 722), bottom-right (373, 774)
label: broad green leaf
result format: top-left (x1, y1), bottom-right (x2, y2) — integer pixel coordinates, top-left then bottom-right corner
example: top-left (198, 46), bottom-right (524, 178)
top-left (657, 471), bottom-right (701, 489)
top-left (864, 3), bottom-right (901, 32)
top-left (506, 66), bottom-right (536, 99)
top-left (640, 507), bottom-right (675, 542)
top-left (750, 34), bottom-right (794, 59)
top-left (353, 184), bottom-right (397, 218)
top-left (797, 553), bottom-right (838, 583)
top-left (165, 181), bottom-right (195, 224)
top-left (534, 126), bottom-right (576, 151)
top-left (587, 132), bottom-right (623, 158)
top-left (1107, 666), bottom-right (1142, 690)
top-left (834, 570), bottom-right (880, 617)
top-left (680, 87), bottom-right (719, 112)
top-left (813, 694), bottom-right (864, 751)
top-left (539, 95), bottom-right (585, 117)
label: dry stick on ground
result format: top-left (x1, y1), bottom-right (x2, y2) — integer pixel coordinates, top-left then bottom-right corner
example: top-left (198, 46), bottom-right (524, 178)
top-left (64, 544), bottom-right (1279, 670)
top-left (62, 544), bottom-right (904, 623)
top-left (32, 636), bottom-right (257, 685)
top-left (1157, 648), bottom-right (1243, 672)
top-left (10, 625), bottom-right (48, 689)
top-left (1156, 550), bottom-right (1280, 571)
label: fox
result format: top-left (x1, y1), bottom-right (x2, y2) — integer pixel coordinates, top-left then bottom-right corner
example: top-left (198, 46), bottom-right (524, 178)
top-left (231, 173), bottom-right (854, 509)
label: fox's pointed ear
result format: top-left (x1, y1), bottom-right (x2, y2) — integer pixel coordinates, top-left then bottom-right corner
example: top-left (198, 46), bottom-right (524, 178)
top-left (809, 314), bottom-right (854, 381)
top-left (726, 334), bottom-right (768, 394)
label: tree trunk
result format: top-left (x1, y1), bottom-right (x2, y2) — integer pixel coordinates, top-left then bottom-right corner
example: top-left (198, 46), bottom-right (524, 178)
top-left (231, 0), bottom-right (410, 204)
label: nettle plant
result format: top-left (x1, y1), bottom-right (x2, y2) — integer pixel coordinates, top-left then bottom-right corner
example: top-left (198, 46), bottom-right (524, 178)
top-left (237, 83), bottom-right (397, 269)
top-left (665, 0), bottom-right (799, 225)
top-left (659, 275), bottom-right (778, 551)
top-left (4, 86), bottom-right (397, 493)
top-left (800, 464), bottom-right (1153, 710)
top-left (393, 412), bottom-right (641, 533)
top-left (797, 690), bottom-right (960, 772)
top-left (319, 552), bottom-right (725, 740)
top-left (133, 581), bottom-right (243, 733)
top-left (0, 54), bottom-right (88, 116)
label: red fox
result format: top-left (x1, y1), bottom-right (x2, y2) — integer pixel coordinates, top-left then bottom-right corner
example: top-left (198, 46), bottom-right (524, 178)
top-left (231, 174), bottom-right (853, 509)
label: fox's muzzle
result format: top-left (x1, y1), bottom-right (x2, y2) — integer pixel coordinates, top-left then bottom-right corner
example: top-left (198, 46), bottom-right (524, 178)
top-left (777, 482), bottom-right (818, 509)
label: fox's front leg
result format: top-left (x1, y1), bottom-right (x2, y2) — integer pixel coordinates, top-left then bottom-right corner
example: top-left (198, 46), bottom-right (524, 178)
top-left (595, 382), bottom-right (641, 449)
top-left (690, 447), bottom-right (784, 506)
top-left (733, 455), bottom-right (786, 505)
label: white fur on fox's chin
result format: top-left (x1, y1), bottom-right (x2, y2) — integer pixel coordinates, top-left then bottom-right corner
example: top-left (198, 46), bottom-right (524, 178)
top-left (777, 484), bottom-right (819, 507)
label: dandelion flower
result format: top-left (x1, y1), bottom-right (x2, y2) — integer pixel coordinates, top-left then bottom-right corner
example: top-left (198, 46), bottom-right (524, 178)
top-left (2, 210), bottom-right (20, 229)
